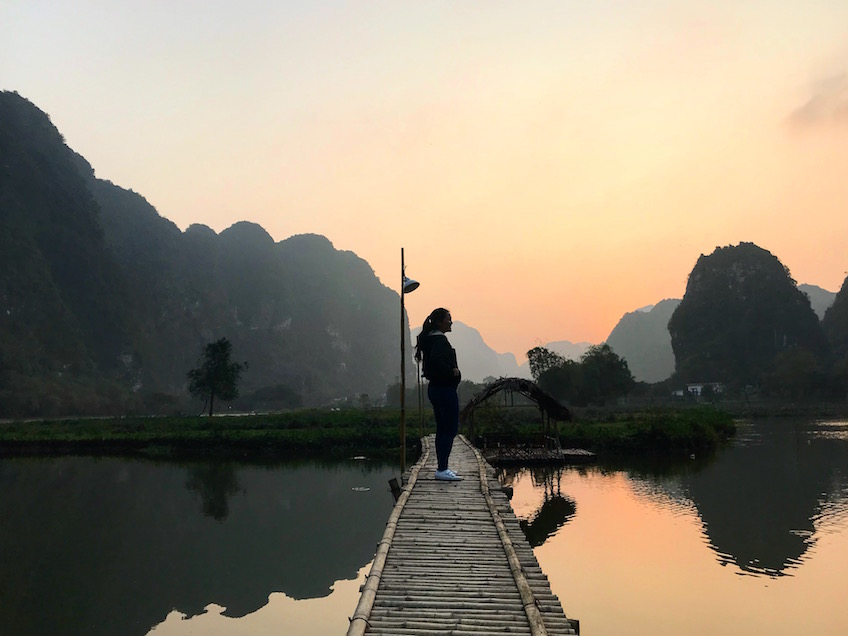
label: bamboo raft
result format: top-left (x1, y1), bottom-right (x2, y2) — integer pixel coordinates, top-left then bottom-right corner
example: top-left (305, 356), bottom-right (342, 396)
top-left (483, 446), bottom-right (597, 466)
top-left (347, 434), bottom-right (579, 636)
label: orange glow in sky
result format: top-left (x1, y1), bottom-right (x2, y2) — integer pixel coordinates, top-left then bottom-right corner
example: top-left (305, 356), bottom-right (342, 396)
top-left (3, 1), bottom-right (847, 357)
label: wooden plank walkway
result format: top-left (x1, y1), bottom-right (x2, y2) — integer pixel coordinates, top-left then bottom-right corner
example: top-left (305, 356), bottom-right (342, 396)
top-left (347, 434), bottom-right (579, 636)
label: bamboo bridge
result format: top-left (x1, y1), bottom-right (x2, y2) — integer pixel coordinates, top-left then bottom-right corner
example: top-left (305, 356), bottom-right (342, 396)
top-left (347, 434), bottom-right (579, 636)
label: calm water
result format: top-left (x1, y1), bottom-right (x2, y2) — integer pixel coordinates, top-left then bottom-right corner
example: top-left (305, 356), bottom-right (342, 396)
top-left (509, 417), bottom-right (848, 636)
top-left (0, 457), bottom-right (397, 636)
top-left (2, 417), bottom-right (847, 635)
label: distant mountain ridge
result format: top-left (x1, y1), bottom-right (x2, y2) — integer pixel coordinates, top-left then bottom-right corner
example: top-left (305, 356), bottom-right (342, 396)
top-left (798, 284), bottom-right (836, 319)
top-left (418, 282), bottom-right (836, 387)
top-left (602, 283), bottom-right (834, 385)
top-left (410, 324), bottom-right (596, 382)
top-left (412, 322), bottom-right (529, 382)
top-left (605, 299), bottom-right (680, 383)
top-left (0, 91), bottom-right (411, 416)
top-left (544, 340), bottom-right (593, 361)
top-left (3, 91), bottom-right (846, 415)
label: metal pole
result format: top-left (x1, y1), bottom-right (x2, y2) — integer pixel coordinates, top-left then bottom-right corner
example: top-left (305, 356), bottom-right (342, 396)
top-left (400, 247), bottom-right (406, 473)
top-left (417, 358), bottom-right (423, 438)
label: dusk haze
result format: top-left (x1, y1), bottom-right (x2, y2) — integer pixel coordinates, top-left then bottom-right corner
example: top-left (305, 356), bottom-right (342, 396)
top-left (4, 5), bottom-right (848, 636)
top-left (4, 0), bottom-right (847, 357)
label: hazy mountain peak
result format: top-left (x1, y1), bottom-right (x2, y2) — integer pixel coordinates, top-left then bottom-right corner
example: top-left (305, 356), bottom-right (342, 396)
top-left (185, 223), bottom-right (216, 238)
top-left (280, 233), bottom-right (335, 250)
top-left (412, 321), bottom-right (530, 382)
top-left (798, 283), bottom-right (836, 320)
top-left (544, 340), bottom-right (593, 361)
top-left (220, 221), bottom-right (275, 247)
top-left (605, 299), bottom-right (681, 383)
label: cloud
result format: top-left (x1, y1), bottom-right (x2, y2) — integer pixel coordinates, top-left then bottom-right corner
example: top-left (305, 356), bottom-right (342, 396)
top-left (788, 73), bottom-right (848, 128)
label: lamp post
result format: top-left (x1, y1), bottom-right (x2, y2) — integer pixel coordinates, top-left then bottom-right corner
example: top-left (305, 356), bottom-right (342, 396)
top-left (417, 357), bottom-right (423, 438)
top-left (400, 247), bottom-right (419, 474)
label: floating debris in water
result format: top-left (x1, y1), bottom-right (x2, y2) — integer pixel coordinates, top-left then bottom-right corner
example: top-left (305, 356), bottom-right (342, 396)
top-left (351, 486), bottom-right (371, 492)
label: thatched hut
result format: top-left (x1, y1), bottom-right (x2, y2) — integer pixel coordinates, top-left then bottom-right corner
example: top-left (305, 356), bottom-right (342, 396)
top-left (460, 377), bottom-right (581, 464)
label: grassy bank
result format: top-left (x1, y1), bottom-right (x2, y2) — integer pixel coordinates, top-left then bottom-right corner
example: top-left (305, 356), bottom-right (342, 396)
top-left (0, 410), bottom-right (424, 460)
top-left (471, 405), bottom-right (737, 457)
top-left (1, 405), bottom-right (737, 460)
top-left (568, 407), bottom-right (736, 455)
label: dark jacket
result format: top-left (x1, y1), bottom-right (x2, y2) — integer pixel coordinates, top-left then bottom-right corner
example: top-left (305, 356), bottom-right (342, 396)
top-left (420, 332), bottom-right (461, 387)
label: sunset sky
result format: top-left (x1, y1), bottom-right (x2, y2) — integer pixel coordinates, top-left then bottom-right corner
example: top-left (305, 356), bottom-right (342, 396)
top-left (3, 1), bottom-right (848, 358)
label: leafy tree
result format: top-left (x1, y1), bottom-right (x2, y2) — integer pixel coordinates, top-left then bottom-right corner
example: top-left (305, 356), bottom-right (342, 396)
top-left (531, 344), bottom-right (633, 406)
top-left (577, 344), bottom-right (634, 405)
top-left (187, 338), bottom-right (247, 416)
top-left (527, 346), bottom-right (566, 381)
top-left (763, 348), bottom-right (825, 400)
top-left (536, 359), bottom-right (580, 403)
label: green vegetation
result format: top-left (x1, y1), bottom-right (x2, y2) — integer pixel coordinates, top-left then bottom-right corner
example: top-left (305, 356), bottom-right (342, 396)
top-left (187, 338), bottom-right (247, 416)
top-left (0, 410), bottom-right (424, 460)
top-left (470, 404), bottom-right (736, 456)
top-left (527, 343), bottom-right (635, 406)
top-left (0, 405), bottom-right (736, 460)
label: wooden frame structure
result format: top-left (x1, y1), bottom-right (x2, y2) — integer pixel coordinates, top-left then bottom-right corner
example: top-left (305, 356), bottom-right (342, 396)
top-left (460, 378), bottom-right (573, 460)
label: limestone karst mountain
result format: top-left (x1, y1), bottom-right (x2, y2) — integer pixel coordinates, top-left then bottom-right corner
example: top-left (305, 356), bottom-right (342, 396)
top-left (0, 91), bottom-right (409, 416)
top-left (821, 274), bottom-right (848, 361)
top-left (668, 242), bottom-right (826, 389)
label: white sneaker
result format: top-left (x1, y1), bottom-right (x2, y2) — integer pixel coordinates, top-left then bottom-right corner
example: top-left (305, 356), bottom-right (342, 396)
top-left (446, 469), bottom-right (461, 479)
top-left (435, 469), bottom-right (462, 481)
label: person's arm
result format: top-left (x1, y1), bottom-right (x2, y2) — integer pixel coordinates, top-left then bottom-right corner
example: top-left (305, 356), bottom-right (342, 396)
top-left (428, 336), bottom-right (457, 382)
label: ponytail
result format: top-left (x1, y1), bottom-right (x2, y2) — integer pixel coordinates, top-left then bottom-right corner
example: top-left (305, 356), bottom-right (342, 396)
top-left (414, 307), bottom-right (450, 362)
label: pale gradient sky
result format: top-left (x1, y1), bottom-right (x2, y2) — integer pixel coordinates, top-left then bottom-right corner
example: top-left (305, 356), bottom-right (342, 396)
top-left (3, 1), bottom-right (848, 358)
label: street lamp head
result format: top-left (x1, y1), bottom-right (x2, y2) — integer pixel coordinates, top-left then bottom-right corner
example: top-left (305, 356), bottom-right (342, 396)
top-left (403, 276), bottom-right (420, 294)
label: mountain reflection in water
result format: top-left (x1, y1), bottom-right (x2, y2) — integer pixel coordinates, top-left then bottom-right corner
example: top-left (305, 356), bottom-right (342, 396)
top-left (508, 417), bottom-right (848, 636)
top-left (0, 457), bottom-right (396, 636)
top-left (683, 419), bottom-right (848, 576)
top-left (509, 418), bottom-right (848, 577)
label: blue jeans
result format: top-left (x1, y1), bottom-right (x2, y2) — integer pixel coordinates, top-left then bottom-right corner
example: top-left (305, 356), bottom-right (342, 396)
top-left (428, 383), bottom-right (459, 472)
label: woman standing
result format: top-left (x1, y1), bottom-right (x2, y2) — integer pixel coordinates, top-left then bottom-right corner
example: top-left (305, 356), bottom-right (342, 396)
top-left (415, 308), bottom-right (462, 481)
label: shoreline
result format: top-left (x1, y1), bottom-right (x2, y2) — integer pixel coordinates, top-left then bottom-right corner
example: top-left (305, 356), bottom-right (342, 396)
top-left (0, 405), bottom-right (747, 461)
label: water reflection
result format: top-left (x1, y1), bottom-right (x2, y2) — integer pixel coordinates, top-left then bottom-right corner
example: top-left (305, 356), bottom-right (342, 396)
top-left (509, 418), bottom-right (848, 578)
top-left (0, 457), bottom-right (397, 636)
top-left (501, 467), bottom-right (577, 547)
top-left (520, 495), bottom-right (577, 547)
top-left (508, 418), bottom-right (848, 636)
top-left (680, 418), bottom-right (848, 577)
top-left (185, 462), bottom-right (241, 520)
top-left (150, 563), bottom-right (372, 636)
